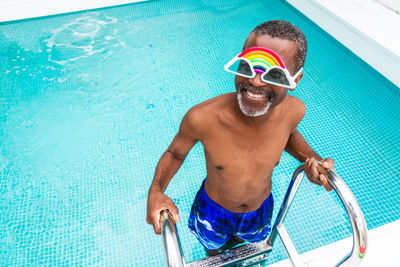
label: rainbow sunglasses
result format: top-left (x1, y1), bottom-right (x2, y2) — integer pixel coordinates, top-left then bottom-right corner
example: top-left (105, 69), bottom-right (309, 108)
top-left (224, 47), bottom-right (303, 89)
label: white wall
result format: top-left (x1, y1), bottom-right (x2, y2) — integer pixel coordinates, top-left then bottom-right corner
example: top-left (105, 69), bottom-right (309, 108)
top-left (288, 0), bottom-right (400, 87)
top-left (374, 0), bottom-right (400, 13)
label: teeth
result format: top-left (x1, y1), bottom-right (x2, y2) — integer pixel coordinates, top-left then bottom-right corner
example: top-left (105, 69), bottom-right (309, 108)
top-left (246, 91), bottom-right (265, 98)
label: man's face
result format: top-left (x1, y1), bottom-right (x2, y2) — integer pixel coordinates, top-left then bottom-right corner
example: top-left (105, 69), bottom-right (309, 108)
top-left (235, 34), bottom-right (300, 117)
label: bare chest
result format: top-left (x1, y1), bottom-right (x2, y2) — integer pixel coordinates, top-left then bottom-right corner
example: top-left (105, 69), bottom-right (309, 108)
top-left (202, 120), bottom-right (292, 176)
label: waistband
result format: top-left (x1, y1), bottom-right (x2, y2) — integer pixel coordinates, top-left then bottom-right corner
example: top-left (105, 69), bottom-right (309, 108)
top-left (198, 179), bottom-right (273, 217)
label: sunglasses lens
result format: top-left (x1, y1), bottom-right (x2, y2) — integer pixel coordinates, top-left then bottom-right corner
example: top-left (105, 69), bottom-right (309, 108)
top-left (263, 68), bottom-right (290, 86)
top-left (227, 59), bottom-right (253, 77)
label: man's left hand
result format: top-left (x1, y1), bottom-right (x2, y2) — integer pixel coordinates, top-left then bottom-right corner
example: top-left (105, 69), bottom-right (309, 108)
top-left (304, 157), bottom-right (334, 191)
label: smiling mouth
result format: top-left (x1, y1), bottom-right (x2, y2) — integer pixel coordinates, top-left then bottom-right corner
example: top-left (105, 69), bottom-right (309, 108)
top-left (239, 83), bottom-right (274, 102)
top-left (244, 89), bottom-right (267, 99)
top-left (241, 88), bottom-right (274, 103)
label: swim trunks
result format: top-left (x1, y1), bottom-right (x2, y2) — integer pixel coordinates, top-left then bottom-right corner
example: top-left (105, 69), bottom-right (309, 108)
top-left (188, 179), bottom-right (274, 250)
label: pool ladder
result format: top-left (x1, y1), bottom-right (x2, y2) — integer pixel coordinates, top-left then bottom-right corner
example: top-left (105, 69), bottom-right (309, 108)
top-left (160, 164), bottom-right (368, 266)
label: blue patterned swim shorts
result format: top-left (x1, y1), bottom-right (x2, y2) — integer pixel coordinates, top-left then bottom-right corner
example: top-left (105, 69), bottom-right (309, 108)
top-left (188, 179), bottom-right (274, 250)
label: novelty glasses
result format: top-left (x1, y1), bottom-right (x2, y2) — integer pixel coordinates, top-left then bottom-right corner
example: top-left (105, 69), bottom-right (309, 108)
top-left (224, 47), bottom-right (303, 89)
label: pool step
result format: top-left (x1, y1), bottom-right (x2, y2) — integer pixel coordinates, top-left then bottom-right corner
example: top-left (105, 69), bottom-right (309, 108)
top-left (186, 242), bottom-right (271, 267)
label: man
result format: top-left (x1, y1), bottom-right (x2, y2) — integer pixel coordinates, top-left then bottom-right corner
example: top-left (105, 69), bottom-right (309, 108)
top-left (146, 20), bottom-right (334, 255)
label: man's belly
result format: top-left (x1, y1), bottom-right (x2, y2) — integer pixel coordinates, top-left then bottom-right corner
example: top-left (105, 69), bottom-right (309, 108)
top-left (203, 174), bottom-right (272, 213)
top-left (201, 131), bottom-right (285, 213)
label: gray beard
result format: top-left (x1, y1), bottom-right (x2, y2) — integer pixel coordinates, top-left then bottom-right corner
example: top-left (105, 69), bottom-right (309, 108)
top-left (237, 91), bottom-right (272, 117)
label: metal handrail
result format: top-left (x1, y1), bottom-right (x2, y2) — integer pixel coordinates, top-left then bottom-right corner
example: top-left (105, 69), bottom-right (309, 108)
top-left (161, 164), bottom-right (368, 267)
top-left (267, 165), bottom-right (306, 248)
top-left (160, 210), bottom-right (186, 267)
top-left (326, 167), bottom-right (368, 266)
top-left (267, 164), bottom-right (368, 266)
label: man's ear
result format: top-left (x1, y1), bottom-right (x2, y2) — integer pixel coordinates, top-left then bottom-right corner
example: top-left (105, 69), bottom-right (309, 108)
top-left (289, 72), bottom-right (303, 91)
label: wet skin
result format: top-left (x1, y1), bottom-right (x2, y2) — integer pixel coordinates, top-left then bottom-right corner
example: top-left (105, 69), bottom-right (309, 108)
top-left (147, 34), bottom-right (334, 237)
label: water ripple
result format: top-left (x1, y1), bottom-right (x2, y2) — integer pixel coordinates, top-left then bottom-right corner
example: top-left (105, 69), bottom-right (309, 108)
top-left (43, 13), bottom-right (119, 65)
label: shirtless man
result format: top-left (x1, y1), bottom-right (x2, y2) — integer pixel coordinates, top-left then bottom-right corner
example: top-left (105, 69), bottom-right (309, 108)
top-left (146, 20), bottom-right (334, 255)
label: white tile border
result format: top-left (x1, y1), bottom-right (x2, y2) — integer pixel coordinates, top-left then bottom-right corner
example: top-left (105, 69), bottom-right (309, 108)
top-left (0, 0), bottom-right (147, 23)
top-left (270, 219), bottom-right (400, 267)
top-left (287, 0), bottom-right (400, 87)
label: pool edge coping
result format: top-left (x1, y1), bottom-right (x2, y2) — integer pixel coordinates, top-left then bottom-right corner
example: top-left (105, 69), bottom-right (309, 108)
top-left (287, 0), bottom-right (400, 87)
top-left (269, 219), bottom-right (400, 266)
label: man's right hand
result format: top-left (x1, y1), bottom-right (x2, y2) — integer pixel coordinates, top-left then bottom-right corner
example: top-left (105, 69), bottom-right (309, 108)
top-left (146, 189), bottom-right (180, 234)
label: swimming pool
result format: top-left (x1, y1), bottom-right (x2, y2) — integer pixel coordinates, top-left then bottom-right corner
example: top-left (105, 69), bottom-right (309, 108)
top-left (1, 0), bottom-right (399, 265)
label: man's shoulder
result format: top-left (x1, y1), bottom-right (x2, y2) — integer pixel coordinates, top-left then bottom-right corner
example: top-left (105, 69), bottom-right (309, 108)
top-left (183, 93), bottom-right (233, 129)
top-left (188, 93), bottom-right (233, 116)
top-left (285, 95), bottom-right (306, 122)
top-left (286, 95), bottom-right (306, 109)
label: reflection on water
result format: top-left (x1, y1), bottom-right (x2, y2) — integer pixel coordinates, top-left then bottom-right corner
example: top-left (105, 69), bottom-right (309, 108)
top-left (43, 13), bottom-right (119, 65)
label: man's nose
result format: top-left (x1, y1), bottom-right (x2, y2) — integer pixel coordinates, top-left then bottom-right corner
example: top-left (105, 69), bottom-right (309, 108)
top-left (249, 73), bottom-right (267, 86)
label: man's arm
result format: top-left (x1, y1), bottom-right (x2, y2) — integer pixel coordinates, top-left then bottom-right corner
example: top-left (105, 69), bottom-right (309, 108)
top-left (285, 130), bottom-right (321, 162)
top-left (285, 130), bottom-right (334, 191)
top-left (284, 99), bottom-right (334, 191)
top-left (284, 99), bottom-right (320, 163)
top-left (146, 108), bottom-right (201, 234)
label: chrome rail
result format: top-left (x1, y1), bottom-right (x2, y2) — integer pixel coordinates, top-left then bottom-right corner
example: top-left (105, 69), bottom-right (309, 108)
top-left (267, 165), bottom-right (306, 248)
top-left (161, 164), bottom-right (368, 267)
top-left (267, 164), bottom-right (368, 267)
top-left (160, 210), bottom-right (186, 267)
top-left (326, 167), bottom-right (368, 266)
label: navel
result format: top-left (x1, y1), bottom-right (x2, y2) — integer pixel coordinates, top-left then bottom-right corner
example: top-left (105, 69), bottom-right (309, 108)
top-left (216, 165), bottom-right (224, 170)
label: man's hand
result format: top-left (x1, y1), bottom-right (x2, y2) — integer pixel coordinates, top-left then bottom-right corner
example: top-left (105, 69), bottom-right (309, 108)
top-left (146, 190), bottom-right (180, 234)
top-left (304, 157), bottom-right (334, 191)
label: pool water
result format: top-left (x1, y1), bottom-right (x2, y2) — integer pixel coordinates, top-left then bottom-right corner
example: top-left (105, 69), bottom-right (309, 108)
top-left (1, 0), bottom-right (399, 265)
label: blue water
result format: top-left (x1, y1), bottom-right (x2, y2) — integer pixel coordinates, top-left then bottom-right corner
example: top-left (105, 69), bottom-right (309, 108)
top-left (1, 0), bottom-right (399, 266)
